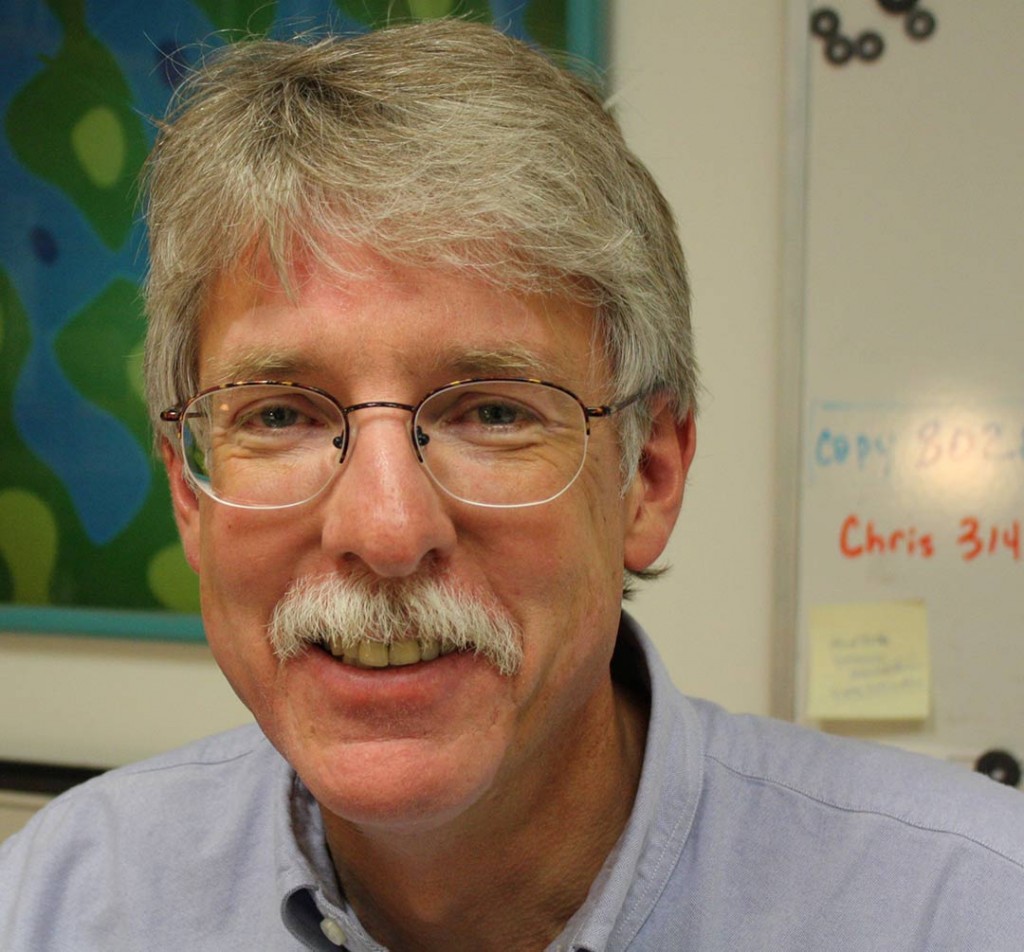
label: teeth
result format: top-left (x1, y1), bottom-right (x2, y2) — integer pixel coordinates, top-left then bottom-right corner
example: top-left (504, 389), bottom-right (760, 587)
top-left (388, 639), bottom-right (421, 666)
top-left (323, 638), bottom-right (460, 667)
top-left (358, 641), bottom-right (390, 668)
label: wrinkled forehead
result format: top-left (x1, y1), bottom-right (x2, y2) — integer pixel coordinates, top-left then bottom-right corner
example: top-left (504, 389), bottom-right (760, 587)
top-left (195, 241), bottom-right (611, 392)
top-left (204, 233), bottom-right (602, 322)
top-left (204, 341), bottom-right (565, 385)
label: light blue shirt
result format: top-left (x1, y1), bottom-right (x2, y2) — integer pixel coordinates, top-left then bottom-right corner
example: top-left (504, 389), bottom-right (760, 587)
top-left (3, 615), bottom-right (1023, 950)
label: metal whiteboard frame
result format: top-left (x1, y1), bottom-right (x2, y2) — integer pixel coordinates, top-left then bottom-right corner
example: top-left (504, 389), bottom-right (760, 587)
top-left (771, 0), bottom-right (812, 720)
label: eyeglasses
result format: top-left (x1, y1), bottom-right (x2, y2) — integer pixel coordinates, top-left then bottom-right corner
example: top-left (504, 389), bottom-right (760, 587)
top-left (160, 378), bottom-right (641, 510)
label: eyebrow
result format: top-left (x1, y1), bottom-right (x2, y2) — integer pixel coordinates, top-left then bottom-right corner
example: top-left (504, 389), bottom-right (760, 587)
top-left (204, 344), bottom-right (564, 387)
top-left (438, 346), bottom-right (561, 381)
top-left (203, 348), bottom-right (314, 383)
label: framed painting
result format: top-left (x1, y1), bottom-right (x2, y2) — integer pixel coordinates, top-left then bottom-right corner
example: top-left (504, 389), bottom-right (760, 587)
top-left (0, 0), bottom-right (607, 643)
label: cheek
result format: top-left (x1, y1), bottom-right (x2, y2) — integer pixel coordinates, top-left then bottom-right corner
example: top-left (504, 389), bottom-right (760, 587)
top-left (470, 454), bottom-right (626, 608)
top-left (200, 504), bottom-right (321, 593)
top-left (201, 515), bottom-right (277, 611)
top-left (197, 510), bottom-right (315, 688)
top-left (472, 493), bottom-right (625, 674)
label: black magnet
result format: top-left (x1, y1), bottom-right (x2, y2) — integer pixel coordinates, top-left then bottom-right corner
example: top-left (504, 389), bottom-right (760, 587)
top-left (878, 0), bottom-right (917, 13)
top-left (825, 35), bottom-right (855, 66)
top-left (856, 31), bottom-right (885, 62)
top-left (906, 9), bottom-right (937, 40)
top-left (975, 749), bottom-right (1022, 788)
top-left (811, 8), bottom-right (841, 39)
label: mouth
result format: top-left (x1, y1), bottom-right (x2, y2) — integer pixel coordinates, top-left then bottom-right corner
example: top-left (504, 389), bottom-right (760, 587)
top-left (316, 637), bottom-right (461, 669)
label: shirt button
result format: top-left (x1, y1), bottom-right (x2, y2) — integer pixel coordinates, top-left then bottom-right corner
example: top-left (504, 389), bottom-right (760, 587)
top-left (319, 917), bottom-right (347, 946)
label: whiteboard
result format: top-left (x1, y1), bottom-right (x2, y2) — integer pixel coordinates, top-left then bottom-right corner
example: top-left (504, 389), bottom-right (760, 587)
top-left (792, 0), bottom-right (1024, 761)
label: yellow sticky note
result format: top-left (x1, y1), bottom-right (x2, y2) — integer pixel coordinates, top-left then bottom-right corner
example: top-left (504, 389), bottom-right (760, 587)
top-left (806, 601), bottom-right (930, 721)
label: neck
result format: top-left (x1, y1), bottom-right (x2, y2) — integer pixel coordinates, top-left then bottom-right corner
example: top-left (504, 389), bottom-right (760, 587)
top-left (322, 679), bottom-right (649, 952)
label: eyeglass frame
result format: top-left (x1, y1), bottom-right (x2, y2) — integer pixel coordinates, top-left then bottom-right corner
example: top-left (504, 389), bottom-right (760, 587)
top-left (159, 376), bottom-right (645, 510)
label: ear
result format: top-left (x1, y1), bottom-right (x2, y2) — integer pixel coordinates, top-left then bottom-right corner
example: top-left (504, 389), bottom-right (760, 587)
top-left (161, 438), bottom-right (202, 573)
top-left (622, 400), bottom-right (696, 573)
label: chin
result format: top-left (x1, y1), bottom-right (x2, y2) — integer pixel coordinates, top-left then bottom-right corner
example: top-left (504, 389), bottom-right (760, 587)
top-left (289, 729), bottom-right (506, 833)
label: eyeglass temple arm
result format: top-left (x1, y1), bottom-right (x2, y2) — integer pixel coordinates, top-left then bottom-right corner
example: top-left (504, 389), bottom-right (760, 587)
top-left (583, 390), bottom-right (647, 419)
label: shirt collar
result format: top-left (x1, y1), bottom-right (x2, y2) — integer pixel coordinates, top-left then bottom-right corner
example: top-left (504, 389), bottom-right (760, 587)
top-left (556, 612), bottom-right (703, 952)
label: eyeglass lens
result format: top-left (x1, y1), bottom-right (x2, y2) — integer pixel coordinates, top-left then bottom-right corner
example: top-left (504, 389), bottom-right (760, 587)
top-left (179, 381), bottom-right (590, 509)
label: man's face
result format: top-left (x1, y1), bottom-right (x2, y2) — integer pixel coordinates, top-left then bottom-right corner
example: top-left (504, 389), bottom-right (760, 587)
top-left (167, 243), bottom-right (665, 833)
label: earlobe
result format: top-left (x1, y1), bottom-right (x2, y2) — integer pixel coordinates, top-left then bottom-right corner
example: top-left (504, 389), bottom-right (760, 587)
top-left (161, 438), bottom-right (202, 573)
top-left (622, 403), bottom-right (696, 573)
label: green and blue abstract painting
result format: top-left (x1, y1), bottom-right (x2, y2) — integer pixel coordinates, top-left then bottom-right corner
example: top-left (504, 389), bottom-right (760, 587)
top-left (0, 0), bottom-right (605, 641)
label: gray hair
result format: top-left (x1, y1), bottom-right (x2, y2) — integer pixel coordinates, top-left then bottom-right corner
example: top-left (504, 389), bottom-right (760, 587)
top-left (142, 18), bottom-right (697, 478)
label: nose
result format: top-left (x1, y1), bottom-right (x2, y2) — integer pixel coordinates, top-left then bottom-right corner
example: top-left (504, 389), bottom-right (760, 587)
top-left (319, 408), bottom-right (456, 578)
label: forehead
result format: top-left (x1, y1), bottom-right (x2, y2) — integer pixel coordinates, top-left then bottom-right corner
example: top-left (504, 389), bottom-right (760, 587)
top-left (197, 244), bottom-right (609, 390)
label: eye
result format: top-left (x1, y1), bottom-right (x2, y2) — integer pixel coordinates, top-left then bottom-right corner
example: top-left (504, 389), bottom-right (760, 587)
top-left (473, 401), bottom-right (527, 427)
top-left (441, 394), bottom-right (542, 432)
top-left (417, 381), bottom-right (583, 455)
top-left (228, 395), bottom-right (330, 437)
top-left (255, 404), bottom-right (302, 429)
top-left (422, 390), bottom-right (551, 449)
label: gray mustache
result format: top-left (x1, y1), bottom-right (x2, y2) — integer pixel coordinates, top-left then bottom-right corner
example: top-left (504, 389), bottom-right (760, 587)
top-left (268, 574), bottom-right (523, 676)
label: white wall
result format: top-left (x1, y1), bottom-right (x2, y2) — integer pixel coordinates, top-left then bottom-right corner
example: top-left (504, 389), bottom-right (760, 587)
top-left (615, 1), bottom-right (784, 718)
top-left (0, 633), bottom-right (251, 766)
top-left (0, 2), bottom-right (787, 769)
